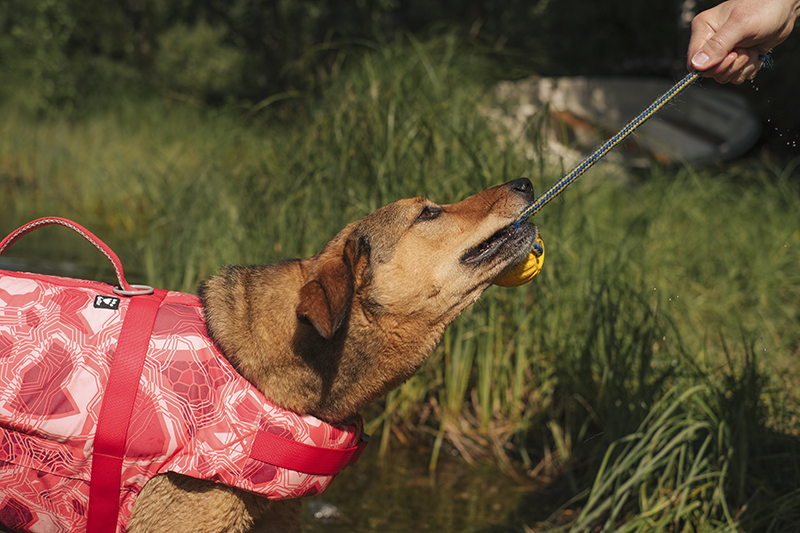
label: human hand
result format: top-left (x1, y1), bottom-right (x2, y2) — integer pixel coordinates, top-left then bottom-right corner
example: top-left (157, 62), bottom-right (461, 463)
top-left (687, 0), bottom-right (800, 83)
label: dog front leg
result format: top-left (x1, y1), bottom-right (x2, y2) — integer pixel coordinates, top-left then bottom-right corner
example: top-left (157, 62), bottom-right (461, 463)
top-left (247, 499), bottom-right (301, 533)
top-left (129, 472), bottom-right (295, 533)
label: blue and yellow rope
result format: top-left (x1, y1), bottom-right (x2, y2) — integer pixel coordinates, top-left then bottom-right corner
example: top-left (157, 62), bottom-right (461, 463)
top-left (514, 70), bottom-right (702, 237)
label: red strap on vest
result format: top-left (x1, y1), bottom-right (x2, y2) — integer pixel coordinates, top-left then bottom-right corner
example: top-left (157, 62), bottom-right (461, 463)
top-left (87, 290), bottom-right (166, 533)
top-left (251, 428), bottom-right (369, 476)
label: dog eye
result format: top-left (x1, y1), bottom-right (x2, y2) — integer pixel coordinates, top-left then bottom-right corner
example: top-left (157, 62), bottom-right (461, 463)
top-left (417, 206), bottom-right (442, 221)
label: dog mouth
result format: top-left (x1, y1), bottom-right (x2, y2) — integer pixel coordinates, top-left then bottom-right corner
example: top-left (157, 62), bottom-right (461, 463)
top-left (460, 221), bottom-right (537, 266)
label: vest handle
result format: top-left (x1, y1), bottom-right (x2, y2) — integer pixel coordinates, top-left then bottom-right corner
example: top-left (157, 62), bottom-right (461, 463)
top-left (0, 217), bottom-right (153, 295)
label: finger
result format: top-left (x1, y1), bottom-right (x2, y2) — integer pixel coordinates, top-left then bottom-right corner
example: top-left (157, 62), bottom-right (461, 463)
top-left (702, 51), bottom-right (739, 80)
top-left (730, 47), bottom-right (753, 69)
top-left (733, 47), bottom-right (763, 83)
top-left (744, 47), bottom-right (764, 79)
top-left (714, 48), bottom-right (761, 84)
top-left (687, 19), bottom-right (717, 70)
top-left (690, 17), bottom-right (748, 71)
top-left (731, 66), bottom-right (754, 84)
top-left (698, 52), bottom-right (737, 83)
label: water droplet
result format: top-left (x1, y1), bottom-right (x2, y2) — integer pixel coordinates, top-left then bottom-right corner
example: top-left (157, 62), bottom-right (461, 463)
top-left (308, 501), bottom-right (342, 522)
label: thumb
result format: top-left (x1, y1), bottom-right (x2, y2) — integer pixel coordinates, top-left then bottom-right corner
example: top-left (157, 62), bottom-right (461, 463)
top-left (691, 26), bottom-right (745, 70)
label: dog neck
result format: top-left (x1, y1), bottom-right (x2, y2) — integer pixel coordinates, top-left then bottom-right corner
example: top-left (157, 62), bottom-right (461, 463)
top-left (199, 260), bottom-right (441, 424)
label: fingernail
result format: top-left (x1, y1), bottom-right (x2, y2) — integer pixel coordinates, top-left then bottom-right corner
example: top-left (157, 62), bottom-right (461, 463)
top-left (692, 51), bottom-right (711, 69)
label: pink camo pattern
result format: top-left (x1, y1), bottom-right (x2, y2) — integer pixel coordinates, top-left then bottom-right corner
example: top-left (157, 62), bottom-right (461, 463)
top-left (0, 269), bottom-right (362, 533)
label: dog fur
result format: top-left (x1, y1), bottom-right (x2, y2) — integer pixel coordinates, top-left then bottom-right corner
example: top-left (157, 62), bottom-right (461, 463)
top-left (127, 178), bottom-right (538, 533)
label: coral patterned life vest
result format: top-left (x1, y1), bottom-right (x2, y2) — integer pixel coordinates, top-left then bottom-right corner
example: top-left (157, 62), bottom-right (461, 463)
top-left (0, 218), bottom-right (368, 533)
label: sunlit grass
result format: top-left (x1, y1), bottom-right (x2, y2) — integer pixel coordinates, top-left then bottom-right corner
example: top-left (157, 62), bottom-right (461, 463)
top-left (2, 33), bottom-right (799, 532)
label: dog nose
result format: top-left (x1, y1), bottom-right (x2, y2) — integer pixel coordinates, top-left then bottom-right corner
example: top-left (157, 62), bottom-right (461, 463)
top-left (508, 177), bottom-right (534, 199)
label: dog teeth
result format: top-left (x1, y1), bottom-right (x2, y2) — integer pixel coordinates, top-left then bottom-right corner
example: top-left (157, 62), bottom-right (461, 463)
top-left (462, 227), bottom-right (514, 263)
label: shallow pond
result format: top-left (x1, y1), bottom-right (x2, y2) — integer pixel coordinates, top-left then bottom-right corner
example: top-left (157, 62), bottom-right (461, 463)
top-left (299, 445), bottom-right (548, 533)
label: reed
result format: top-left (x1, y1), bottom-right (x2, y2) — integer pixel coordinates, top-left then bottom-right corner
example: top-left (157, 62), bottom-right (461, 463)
top-left (2, 33), bottom-right (799, 532)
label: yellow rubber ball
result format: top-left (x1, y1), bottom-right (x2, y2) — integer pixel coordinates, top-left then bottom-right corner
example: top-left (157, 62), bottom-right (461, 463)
top-left (494, 236), bottom-right (545, 287)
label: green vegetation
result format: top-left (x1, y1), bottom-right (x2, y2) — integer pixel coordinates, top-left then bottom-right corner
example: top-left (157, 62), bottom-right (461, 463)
top-left (2, 30), bottom-right (799, 532)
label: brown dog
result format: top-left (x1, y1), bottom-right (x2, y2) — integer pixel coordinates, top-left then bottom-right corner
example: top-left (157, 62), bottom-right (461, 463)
top-left (127, 177), bottom-right (538, 532)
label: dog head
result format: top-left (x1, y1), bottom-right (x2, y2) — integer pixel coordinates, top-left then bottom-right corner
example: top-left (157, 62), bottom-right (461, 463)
top-left (201, 178), bottom-right (538, 420)
top-left (298, 177), bottom-right (538, 340)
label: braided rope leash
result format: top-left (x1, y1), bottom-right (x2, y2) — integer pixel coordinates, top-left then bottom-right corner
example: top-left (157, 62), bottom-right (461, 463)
top-left (514, 70), bottom-right (702, 237)
top-left (517, 52), bottom-right (775, 242)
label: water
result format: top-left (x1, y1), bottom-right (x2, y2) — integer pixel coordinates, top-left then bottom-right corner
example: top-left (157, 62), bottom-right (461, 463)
top-left (300, 446), bottom-right (545, 533)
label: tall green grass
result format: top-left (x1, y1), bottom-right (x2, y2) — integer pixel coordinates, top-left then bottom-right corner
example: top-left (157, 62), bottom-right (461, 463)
top-left (2, 34), bottom-right (799, 531)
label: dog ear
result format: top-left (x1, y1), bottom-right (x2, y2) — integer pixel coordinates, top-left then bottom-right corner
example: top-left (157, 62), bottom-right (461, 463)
top-left (297, 240), bottom-right (356, 340)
